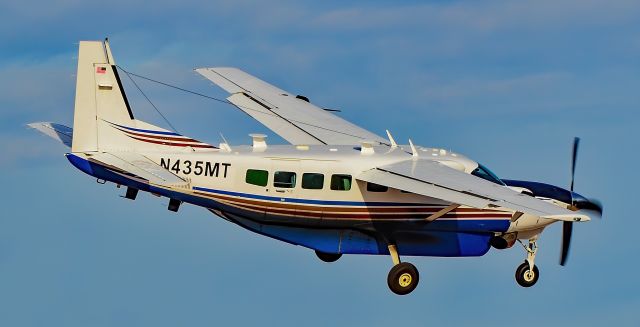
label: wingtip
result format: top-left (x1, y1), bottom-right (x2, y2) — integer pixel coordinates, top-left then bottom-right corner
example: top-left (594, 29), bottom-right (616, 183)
top-left (26, 122), bottom-right (47, 129)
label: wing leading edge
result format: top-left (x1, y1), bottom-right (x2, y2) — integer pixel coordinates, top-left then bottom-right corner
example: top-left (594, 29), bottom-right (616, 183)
top-left (196, 67), bottom-right (387, 145)
top-left (357, 159), bottom-right (591, 222)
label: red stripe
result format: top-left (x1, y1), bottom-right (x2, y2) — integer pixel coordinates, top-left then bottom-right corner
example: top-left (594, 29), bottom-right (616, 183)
top-left (115, 126), bottom-right (204, 143)
top-left (127, 135), bottom-right (216, 148)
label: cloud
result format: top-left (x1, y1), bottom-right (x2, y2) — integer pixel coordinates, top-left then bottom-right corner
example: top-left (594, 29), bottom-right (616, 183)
top-left (420, 71), bottom-right (573, 101)
top-left (311, 0), bottom-right (640, 32)
top-left (0, 53), bottom-right (76, 122)
top-left (0, 131), bottom-right (64, 167)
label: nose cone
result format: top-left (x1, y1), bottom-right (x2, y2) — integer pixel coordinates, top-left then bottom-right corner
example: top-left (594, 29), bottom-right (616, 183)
top-left (571, 192), bottom-right (603, 219)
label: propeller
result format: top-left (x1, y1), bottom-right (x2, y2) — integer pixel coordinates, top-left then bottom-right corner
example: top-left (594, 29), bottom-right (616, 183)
top-left (560, 137), bottom-right (580, 266)
top-left (570, 137), bottom-right (580, 192)
top-left (560, 137), bottom-right (579, 266)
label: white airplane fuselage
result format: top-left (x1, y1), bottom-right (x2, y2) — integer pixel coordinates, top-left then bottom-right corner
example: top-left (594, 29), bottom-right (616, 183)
top-left (67, 141), bottom-right (554, 258)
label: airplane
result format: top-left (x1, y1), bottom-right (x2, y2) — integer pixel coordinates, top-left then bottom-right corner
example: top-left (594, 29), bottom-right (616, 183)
top-left (29, 39), bottom-right (602, 295)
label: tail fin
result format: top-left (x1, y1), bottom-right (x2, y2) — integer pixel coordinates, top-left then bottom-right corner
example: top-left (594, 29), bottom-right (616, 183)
top-left (72, 39), bottom-right (135, 152)
top-left (71, 39), bottom-right (216, 153)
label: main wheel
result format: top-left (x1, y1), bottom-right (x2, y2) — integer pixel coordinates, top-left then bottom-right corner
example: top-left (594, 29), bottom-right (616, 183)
top-left (315, 250), bottom-right (342, 263)
top-left (387, 262), bottom-right (419, 295)
top-left (515, 261), bottom-right (540, 287)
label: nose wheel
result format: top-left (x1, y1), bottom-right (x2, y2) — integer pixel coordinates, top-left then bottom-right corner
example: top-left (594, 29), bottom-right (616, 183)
top-left (515, 239), bottom-right (540, 287)
top-left (387, 244), bottom-right (419, 295)
top-left (515, 261), bottom-right (539, 287)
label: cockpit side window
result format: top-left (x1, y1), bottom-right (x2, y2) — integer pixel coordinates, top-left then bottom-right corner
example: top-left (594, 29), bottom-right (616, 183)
top-left (471, 164), bottom-right (505, 186)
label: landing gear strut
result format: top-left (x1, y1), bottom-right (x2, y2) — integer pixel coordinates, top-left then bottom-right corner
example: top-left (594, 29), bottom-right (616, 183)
top-left (387, 245), bottom-right (419, 295)
top-left (515, 239), bottom-right (540, 287)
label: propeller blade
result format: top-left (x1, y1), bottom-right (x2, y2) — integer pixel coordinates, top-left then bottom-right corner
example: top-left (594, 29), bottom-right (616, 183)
top-left (570, 137), bottom-right (580, 192)
top-left (560, 221), bottom-right (573, 266)
top-left (572, 193), bottom-right (604, 219)
top-left (589, 198), bottom-right (604, 217)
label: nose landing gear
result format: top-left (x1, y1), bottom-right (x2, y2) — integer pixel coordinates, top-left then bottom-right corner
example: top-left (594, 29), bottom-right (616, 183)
top-left (515, 239), bottom-right (540, 287)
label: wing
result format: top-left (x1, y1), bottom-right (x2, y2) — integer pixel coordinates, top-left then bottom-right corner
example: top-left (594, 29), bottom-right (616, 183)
top-left (357, 159), bottom-right (590, 222)
top-left (87, 152), bottom-right (188, 188)
top-left (195, 67), bottom-right (387, 145)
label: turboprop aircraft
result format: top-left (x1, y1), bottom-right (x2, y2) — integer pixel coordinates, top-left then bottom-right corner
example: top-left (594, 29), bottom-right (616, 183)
top-left (30, 40), bottom-right (602, 295)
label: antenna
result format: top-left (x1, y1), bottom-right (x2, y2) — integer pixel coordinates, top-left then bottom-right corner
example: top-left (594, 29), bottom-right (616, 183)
top-left (219, 132), bottom-right (229, 145)
top-left (386, 130), bottom-right (398, 148)
top-left (104, 37), bottom-right (115, 65)
top-left (219, 132), bottom-right (232, 152)
top-left (408, 139), bottom-right (419, 158)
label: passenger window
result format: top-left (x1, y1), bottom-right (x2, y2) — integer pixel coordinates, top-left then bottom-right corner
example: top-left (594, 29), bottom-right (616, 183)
top-left (302, 173), bottom-right (324, 189)
top-left (245, 169), bottom-right (268, 187)
top-left (331, 174), bottom-right (352, 191)
top-left (367, 182), bottom-right (388, 192)
top-left (274, 171), bottom-right (296, 188)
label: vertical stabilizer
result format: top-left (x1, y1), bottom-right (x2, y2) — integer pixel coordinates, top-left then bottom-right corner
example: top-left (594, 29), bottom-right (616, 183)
top-left (70, 40), bottom-right (217, 153)
top-left (71, 40), bottom-right (135, 152)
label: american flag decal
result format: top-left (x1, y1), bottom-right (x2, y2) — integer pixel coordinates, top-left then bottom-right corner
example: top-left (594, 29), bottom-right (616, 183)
top-left (96, 67), bottom-right (107, 74)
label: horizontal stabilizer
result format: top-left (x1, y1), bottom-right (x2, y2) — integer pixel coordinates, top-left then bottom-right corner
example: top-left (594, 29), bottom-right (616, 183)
top-left (28, 122), bottom-right (73, 147)
top-left (88, 152), bottom-right (188, 188)
top-left (357, 159), bottom-right (590, 221)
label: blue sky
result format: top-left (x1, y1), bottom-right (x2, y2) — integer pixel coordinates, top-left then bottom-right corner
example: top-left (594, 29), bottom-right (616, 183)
top-left (1, 0), bottom-right (638, 326)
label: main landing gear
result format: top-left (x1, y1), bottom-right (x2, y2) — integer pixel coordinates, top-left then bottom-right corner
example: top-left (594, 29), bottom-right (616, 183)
top-left (315, 250), bottom-right (342, 263)
top-left (387, 245), bottom-right (419, 295)
top-left (515, 239), bottom-right (540, 287)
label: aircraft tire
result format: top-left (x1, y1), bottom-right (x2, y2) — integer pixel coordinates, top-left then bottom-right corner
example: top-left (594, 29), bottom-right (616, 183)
top-left (315, 250), bottom-right (342, 263)
top-left (515, 261), bottom-right (539, 287)
top-left (387, 262), bottom-right (419, 295)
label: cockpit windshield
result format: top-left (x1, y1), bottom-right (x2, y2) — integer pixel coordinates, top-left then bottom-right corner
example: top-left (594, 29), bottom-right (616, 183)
top-left (471, 163), bottom-right (505, 186)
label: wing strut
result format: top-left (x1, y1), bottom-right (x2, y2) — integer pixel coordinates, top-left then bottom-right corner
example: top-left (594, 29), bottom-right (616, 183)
top-left (425, 204), bottom-right (460, 222)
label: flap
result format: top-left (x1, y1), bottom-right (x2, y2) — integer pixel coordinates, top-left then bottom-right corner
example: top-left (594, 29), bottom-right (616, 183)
top-left (357, 159), bottom-right (590, 221)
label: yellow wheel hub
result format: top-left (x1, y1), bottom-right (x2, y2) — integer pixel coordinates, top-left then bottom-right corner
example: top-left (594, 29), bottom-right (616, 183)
top-left (398, 273), bottom-right (413, 287)
top-left (524, 270), bottom-right (535, 282)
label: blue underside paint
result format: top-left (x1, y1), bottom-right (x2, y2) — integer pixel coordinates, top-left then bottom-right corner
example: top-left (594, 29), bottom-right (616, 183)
top-left (66, 153), bottom-right (504, 257)
top-left (221, 212), bottom-right (492, 256)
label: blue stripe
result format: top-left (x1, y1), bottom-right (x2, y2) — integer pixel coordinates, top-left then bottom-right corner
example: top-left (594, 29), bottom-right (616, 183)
top-left (110, 122), bottom-right (181, 136)
top-left (193, 186), bottom-right (437, 207)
